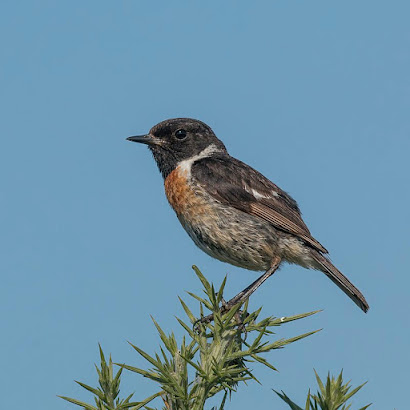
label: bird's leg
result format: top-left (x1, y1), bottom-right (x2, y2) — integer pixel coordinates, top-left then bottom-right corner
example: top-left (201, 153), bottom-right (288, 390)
top-left (196, 256), bottom-right (281, 326)
top-left (224, 256), bottom-right (282, 309)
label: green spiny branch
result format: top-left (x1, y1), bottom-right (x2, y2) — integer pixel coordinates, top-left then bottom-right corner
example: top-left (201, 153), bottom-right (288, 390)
top-left (61, 265), bottom-right (321, 409)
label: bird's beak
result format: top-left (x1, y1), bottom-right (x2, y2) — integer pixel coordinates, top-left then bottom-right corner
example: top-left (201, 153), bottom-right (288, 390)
top-left (126, 134), bottom-right (160, 146)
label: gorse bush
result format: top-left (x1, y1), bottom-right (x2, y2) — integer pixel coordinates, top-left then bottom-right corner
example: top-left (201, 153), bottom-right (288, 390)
top-left (275, 370), bottom-right (371, 410)
top-left (60, 266), bottom-right (369, 409)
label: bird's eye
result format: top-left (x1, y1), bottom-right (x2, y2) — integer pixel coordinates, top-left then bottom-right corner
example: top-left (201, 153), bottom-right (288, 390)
top-left (175, 129), bottom-right (187, 140)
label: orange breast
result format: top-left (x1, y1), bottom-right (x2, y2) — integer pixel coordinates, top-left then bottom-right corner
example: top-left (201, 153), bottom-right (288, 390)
top-left (164, 166), bottom-right (210, 217)
top-left (164, 167), bottom-right (191, 213)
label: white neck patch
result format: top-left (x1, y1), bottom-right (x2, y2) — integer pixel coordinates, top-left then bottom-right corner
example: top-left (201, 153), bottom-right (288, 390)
top-left (177, 144), bottom-right (222, 176)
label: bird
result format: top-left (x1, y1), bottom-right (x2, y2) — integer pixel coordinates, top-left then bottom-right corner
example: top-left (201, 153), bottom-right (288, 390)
top-left (127, 118), bottom-right (369, 313)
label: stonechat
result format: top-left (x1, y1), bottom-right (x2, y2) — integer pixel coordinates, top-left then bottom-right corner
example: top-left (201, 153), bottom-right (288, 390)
top-left (127, 118), bottom-right (369, 313)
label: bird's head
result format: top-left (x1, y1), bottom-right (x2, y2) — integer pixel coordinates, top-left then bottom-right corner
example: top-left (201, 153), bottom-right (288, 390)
top-left (127, 118), bottom-right (227, 178)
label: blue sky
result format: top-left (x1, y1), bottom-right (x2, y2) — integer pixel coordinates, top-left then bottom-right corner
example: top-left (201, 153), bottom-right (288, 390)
top-left (1, 1), bottom-right (409, 409)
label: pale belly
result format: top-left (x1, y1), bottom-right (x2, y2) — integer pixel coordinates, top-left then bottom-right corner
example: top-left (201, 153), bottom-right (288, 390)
top-left (176, 202), bottom-right (280, 271)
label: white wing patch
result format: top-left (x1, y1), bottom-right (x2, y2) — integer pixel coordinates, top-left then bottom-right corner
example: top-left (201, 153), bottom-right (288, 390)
top-left (243, 184), bottom-right (279, 200)
top-left (251, 188), bottom-right (279, 199)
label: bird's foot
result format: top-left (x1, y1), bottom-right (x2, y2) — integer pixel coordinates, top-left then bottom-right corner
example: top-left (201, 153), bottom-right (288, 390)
top-left (193, 297), bottom-right (249, 333)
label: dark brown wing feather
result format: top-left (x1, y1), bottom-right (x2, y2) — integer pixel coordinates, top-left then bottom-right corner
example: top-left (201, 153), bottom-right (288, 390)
top-left (191, 155), bottom-right (328, 254)
top-left (249, 202), bottom-right (327, 252)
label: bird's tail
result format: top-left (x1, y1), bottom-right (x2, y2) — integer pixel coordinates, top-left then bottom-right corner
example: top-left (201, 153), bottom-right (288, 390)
top-left (311, 251), bottom-right (369, 313)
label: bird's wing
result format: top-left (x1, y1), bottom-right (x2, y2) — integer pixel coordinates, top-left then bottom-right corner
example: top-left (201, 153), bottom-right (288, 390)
top-left (191, 155), bottom-right (328, 254)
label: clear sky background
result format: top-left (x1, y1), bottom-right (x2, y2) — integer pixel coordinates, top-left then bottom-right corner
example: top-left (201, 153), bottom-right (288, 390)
top-left (1, 1), bottom-right (409, 409)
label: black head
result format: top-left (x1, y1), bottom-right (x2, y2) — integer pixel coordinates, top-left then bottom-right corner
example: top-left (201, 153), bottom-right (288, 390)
top-left (127, 118), bottom-right (227, 178)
